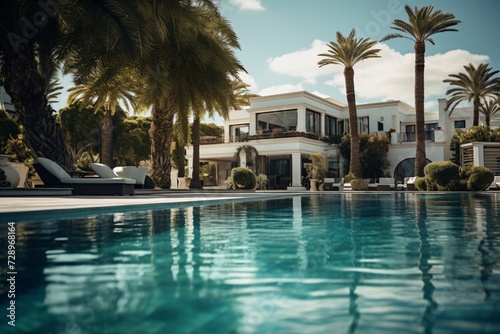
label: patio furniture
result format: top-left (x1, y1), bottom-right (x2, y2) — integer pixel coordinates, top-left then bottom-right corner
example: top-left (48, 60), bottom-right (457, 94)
top-left (35, 158), bottom-right (135, 195)
top-left (488, 176), bottom-right (500, 190)
top-left (323, 177), bottom-right (344, 191)
top-left (113, 166), bottom-right (148, 188)
top-left (406, 177), bottom-right (417, 191)
top-left (377, 177), bottom-right (395, 191)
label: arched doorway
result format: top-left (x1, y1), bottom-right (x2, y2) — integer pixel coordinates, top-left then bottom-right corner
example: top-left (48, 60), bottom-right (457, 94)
top-left (394, 158), bottom-right (432, 183)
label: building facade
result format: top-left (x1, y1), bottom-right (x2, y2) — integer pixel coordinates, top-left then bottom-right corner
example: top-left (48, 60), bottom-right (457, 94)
top-left (186, 91), bottom-right (483, 189)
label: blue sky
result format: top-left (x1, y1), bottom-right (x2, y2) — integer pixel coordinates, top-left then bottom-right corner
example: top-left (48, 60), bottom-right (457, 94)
top-left (54, 0), bottom-right (500, 121)
top-left (217, 0), bottom-right (500, 111)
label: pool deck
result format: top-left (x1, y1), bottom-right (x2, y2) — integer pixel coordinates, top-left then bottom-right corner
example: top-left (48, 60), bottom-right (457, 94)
top-left (0, 189), bottom-right (306, 215)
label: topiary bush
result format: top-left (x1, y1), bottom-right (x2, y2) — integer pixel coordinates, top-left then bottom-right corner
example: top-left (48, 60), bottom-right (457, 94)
top-left (231, 167), bottom-right (256, 189)
top-left (424, 161), bottom-right (460, 189)
top-left (421, 161), bottom-right (494, 191)
top-left (465, 166), bottom-right (494, 191)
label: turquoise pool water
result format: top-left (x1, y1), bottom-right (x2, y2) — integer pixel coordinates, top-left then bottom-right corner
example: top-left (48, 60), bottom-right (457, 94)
top-left (1, 193), bottom-right (499, 334)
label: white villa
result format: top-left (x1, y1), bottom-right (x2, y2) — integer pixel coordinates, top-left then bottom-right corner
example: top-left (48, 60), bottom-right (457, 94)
top-left (185, 91), bottom-right (499, 190)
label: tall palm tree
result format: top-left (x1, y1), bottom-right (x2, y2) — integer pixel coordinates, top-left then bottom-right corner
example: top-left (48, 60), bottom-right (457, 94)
top-left (66, 62), bottom-right (140, 166)
top-left (318, 29), bottom-right (381, 179)
top-left (137, 1), bottom-right (244, 189)
top-left (381, 5), bottom-right (460, 177)
top-left (190, 80), bottom-right (257, 189)
top-left (0, 0), bottom-right (149, 170)
top-left (479, 97), bottom-right (500, 127)
top-left (444, 63), bottom-right (500, 126)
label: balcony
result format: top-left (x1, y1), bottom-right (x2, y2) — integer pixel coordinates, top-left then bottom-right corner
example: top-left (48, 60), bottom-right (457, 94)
top-left (248, 130), bottom-right (319, 141)
top-left (398, 131), bottom-right (435, 143)
top-left (200, 135), bottom-right (224, 145)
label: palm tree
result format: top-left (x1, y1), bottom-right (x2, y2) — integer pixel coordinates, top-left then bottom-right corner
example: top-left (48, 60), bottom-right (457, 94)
top-left (136, 1), bottom-right (245, 189)
top-left (0, 0), bottom-right (150, 170)
top-left (444, 63), bottom-right (500, 126)
top-left (190, 80), bottom-right (257, 189)
top-left (479, 97), bottom-right (500, 127)
top-left (381, 5), bottom-right (460, 177)
top-left (66, 62), bottom-right (140, 166)
top-left (318, 29), bottom-right (381, 179)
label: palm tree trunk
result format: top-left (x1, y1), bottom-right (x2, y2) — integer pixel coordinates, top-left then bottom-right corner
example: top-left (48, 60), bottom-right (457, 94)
top-left (2, 47), bottom-right (72, 170)
top-left (189, 116), bottom-right (203, 189)
top-left (414, 42), bottom-right (427, 177)
top-left (101, 111), bottom-right (113, 166)
top-left (473, 97), bottom-right (480, 126)
top-left (150, 102), bottom-right (175, 189)
top-left (345, 67), bottom-right (362, 178)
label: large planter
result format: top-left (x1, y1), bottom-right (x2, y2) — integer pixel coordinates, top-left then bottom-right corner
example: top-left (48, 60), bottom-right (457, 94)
top-left (350, 178), bottom-right (370, 191)
top-left (0, 154), bottom-right (21, 188)
top-left (309, 179), bottom-right (318, 191)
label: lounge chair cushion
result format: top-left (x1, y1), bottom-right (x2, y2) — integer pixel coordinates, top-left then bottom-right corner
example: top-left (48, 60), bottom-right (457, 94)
top-left (91, 163), bottom-right (120, 178)
top-left (37, 157), bottom-right (72, 182)
top-left (65, 177), bottom-right (135, 184)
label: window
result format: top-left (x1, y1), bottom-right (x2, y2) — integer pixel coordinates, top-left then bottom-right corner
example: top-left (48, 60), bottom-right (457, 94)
top-left (358, 117), bottom-right (369, 133)
top-left (257, 110), bottom-right (297, 133)
top-left (306, 109), bottom-right (321, 135)
top-left (325, 115), bottom-right (337, 137)
top-left (377, 121), bottom-right (384, 131)
top-left (455, 120), bottom-right (466, 129)
top-left (230, 124), bottom-right (249, 142)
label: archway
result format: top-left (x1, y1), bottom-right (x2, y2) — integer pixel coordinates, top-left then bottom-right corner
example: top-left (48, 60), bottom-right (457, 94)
top-left (394, 158), bottom-right (432, 183)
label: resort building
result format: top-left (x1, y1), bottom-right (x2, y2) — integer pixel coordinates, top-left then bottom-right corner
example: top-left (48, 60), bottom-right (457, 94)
top-left (186, 91), bottom-right (495, 190)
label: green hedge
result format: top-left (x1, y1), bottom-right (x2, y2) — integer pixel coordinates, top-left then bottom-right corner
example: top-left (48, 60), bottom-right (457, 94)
top-left (231, 167), bottom-right (256, 189)
top-left (419, 161), bottom-right (493, 191)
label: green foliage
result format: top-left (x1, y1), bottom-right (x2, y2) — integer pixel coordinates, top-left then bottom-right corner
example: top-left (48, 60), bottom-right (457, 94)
top-left (465, 166), bottom-right (494, 191)
top-left (0, 110), bottom-right (20, 151)
top-left (231, 167), bottom-right (256, 189)
top-left (199, 163), bottom-right (216, 182)
top-left (199, 123), bottom-right (224, 137)
top-left (423, 161), bottom-right (460, 188)
top-left (58, 103), bottom-right (151, 167)
top-left (339, 133), bottom-right (390, 178)
top-left (421, 161), bottom-right (494, 191)
top-left (414, 177), bottom-right (428, 191)
top-left (450, 126), bottom-right (500, 164)
top-left (304, 152), bottom-right (327, 180)
top-left (255, 174), bottom-right (268, 190)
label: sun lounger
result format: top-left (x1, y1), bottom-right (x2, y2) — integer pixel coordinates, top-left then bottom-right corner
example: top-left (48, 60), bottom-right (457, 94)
top-left (377, 177), bottom-right (395, 191)
top-left (35, 158), bottom-right (135, 195)
top-left (405, 176), bottom-right (417, 191)
top-left (488, 176), bottom-right (500, 190)
top-left (323, 177), bottom-right (344, 191)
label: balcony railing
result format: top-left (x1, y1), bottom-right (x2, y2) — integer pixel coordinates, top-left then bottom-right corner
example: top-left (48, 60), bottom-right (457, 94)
top-left (200, 135), bottom-right (224, 145)
top-left (399, 131), bottom-right (435, 143)
top-left (248, 130), bottom-right (319, 141)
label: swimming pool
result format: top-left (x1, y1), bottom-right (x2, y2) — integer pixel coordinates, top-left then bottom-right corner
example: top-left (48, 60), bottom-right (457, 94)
top-left (1, 193), bottom-right (499, 333)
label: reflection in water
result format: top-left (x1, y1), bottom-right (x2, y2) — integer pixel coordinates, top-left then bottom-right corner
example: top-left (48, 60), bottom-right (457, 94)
top-left (0, 193), bottom-right (499, 333)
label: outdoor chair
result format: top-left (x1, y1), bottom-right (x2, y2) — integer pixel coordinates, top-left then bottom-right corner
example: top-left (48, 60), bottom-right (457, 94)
top-left (488, 176), bottom-right (500, 190)
top-left (113, 166), bottom-right (148, 189)
top-left (323, 177), bottom-right (344, 191)
top-left (377, 177), bottom-right (395, 191)
top-left (35, 158), bottom-right (135, 195)
top-left (405, 177), bottom-right (417, 191)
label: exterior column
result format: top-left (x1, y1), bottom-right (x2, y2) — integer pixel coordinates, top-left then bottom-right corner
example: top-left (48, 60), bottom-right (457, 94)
top-left (297, 107), bottom-right (306, 132)
top-left (291, 153), bottom-right (303, 187)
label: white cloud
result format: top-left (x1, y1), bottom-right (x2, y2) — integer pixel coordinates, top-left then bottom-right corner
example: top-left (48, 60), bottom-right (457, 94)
top-left (258, 83), bottom-right (304, 96)
top-left (229, 0), bottom-right (264, 11)
top-left (238, 71), bottom-right (259, 92)
top-left (267, 40), bottom-right (490, 110)
top-left (268, 40), bottom-right (333, 84)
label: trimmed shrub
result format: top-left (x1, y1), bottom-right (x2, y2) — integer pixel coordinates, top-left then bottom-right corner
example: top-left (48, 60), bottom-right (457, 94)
top-left (414, 177), bottom-right (427, 191)
top-left (255, 174), bottom-right (268, 190)
top-left (424, 161), bottom-right (460, 188)
top-left (231, 167), bottom-right (256, 189)
top-left (465, 166), bottom-right (494, 191)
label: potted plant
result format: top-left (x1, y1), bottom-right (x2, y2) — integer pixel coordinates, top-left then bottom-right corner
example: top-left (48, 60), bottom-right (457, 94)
top-left (304, 152), bottom-right (327, 191)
